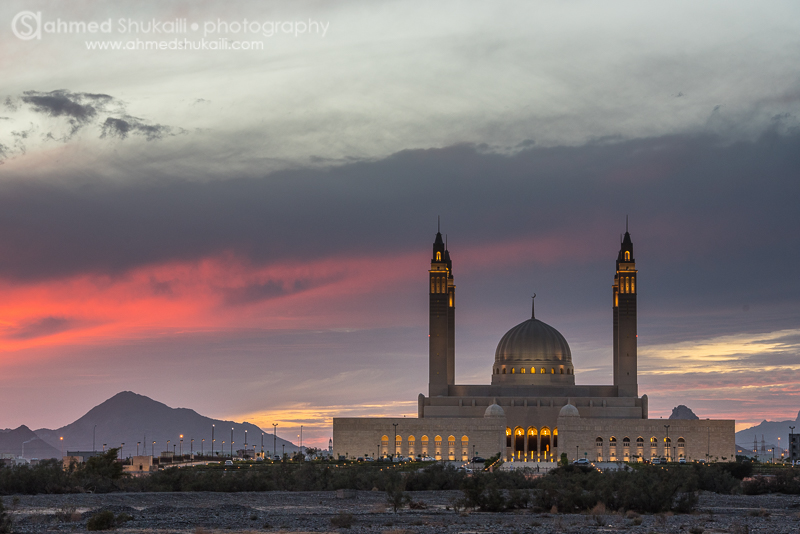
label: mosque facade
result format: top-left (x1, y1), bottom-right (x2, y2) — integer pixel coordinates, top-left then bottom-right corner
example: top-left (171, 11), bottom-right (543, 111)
top-left (332, 227), bottom-right (735, 464)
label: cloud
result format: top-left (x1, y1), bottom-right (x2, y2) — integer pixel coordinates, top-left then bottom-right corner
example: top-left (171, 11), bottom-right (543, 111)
top-left (20, 90), bottom-right (113, 139)
top-left (100, 116), bottom-right (176, 141)
top-left (0, 90), bottom-right (184, 160)
top-left (6, 316), bottom-right (78, 340)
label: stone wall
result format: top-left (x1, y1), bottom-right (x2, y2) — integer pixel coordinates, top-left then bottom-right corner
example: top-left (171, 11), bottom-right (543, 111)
top-left (332, 417), bottom-right (505, 461)
top-left (557, 416), bottom-right (736, 463)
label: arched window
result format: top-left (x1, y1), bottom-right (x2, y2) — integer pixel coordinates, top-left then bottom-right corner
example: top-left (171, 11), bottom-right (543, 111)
top-left (511, 367), bottom-right (515, 374)
top-left (527, 427), bottom-right (538, 456)
top-left (448, 435), bottom-right (456, 449)
top-left (531, 367), bottom-right (535, 374)
top-left (436, 251), bottom-right (441, 261)
top-left (381, 435), bottom-right (389, 456)
top-left (650, 437), bottom-right (658, 448)
top-left (596, 437), bottom-right (603, 446)
top-left (623, 437), bottom-right (630, 447)
top-left (625, 251), bottom-right (630, 261)
top-left (431, 280), bottom-right (435, 293)
top-left (502, 368), bottom-right (506, 374)
top-left (421, 435), bottom-right (429, 455)
top-left (609, 436), bottom-right (617, 445)
top-left (677, 438), bottom-right (685, 448)
top-left (631, 278), bottom-right (635, 293)
top-left (514, 427), bottom-right (525, 458)
top-left (540, 368), bottom-right (545, 374)
top-left (553, 428), bottom-right (558, 448)
top-left (521, 367), bottom-right (526, 374)
top-left (551, 368), bottom-right (555, 374)
top-left (506, 428), bottom-right (512, 448)
top-left (560, 368), bottom-right (564, 374)
top-left (540, 427), bottom-right (551, 458)
top-left (636, 437), bottom-right (644, 447)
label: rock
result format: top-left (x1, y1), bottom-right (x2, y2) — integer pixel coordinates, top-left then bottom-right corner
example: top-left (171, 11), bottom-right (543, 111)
top-left (669, 405), bottom-right (699, 420)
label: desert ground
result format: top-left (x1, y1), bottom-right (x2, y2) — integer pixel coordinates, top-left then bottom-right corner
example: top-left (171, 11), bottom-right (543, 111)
top-left (5, 490), bottom-right (798, 533)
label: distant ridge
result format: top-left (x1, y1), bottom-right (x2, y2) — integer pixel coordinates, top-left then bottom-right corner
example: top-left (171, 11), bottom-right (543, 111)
top-left (734, 410), bottom-right (800, 453)
top-left (34, 391), bottom-right (297, 458)
top-left (0, 425), bottom-right (61, 458)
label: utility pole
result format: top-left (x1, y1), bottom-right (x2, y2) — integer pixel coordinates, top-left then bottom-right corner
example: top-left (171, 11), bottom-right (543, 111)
top-left (273, 424), bottom-right (278, 460)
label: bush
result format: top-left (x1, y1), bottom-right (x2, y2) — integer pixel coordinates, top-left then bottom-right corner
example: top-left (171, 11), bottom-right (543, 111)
top-left (87, 510), bottom-right (116, 531)
top-left (330, 512), bottom-right (354, 528)
top-left (0, 498), bottom-right (11, 534)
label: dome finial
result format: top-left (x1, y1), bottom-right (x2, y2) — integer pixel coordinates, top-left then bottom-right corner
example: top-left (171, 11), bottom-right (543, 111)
top-left (531, 293), bottom-right (536, 319)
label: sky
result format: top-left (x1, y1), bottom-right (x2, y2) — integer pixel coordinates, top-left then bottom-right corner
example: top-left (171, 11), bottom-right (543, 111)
top-left (1, 0), bottom-right (799, 448)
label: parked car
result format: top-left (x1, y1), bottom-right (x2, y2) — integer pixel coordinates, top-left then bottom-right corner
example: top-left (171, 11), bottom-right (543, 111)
top-left (471, 457), bottom-right (486, 463)
top-left (678, 457), bottom-right (687, 464)
top-left (573, 458), bottom-right (590, 465)
top-left (421, 456), bottom-right (435, 462)
top-left (224, 460), bottom-right (233, 466)
top-left (652, 458), bottom-right (662, 465)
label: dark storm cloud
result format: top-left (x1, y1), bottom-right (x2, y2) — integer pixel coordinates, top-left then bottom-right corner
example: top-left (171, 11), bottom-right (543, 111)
top-left (6, 316), bottom-right (77, 340)
top-left (0, 128), bottom-right (798, 322)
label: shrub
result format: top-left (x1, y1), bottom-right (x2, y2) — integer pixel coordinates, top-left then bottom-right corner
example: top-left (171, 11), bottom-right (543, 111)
top-left (87, 510), bottom-right (116, 531)
top-left (330, 512), bottom-right (354, 528)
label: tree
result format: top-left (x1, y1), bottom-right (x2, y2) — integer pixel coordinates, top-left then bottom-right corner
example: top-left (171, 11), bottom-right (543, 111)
top-left (83, 448), bottom-right (125, 481)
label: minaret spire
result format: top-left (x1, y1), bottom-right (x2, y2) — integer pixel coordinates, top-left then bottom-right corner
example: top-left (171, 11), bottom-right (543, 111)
top-left (531, 293), bottom-right (536, 319)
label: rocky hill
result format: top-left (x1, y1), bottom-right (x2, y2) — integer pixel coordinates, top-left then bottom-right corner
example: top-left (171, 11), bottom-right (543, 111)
top-left (34, 391), bottom-right (296, 458)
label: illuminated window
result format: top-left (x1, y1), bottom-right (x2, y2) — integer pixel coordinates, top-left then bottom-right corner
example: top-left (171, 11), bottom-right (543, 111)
top-left (625, 251), bottom-right (630, 261)
top-left (448, 436), bottom-right (455, 448)
top-left (677, 438), bottom-right (685, 448)
top-left (511, 367), bottom-right (515, 374)
top-left (436, 252), bottom-right (441, 261)
top-left (521, 367), bottom-right (525, 374)
top-left (421, 435), bottom-right (428, 455)
top-left (596, 437), bottom-right (603, 446)
top-left (553, 428), bottom-right (558, 448)
top-left (636, 437), bottom-right (644, 447)
top-left (506, 427), bottom-right (512, 448)
top-left (551, 368), bottom-right (555, 374)
top-left (623, 437), bottom-right (630, 447)
top-left (540, 368), bottom-right (545, 374)
top-left (650, 437), bottom-right (657, 448)
top-left (531, 367), bottom-right (535, 374)
top-left (434, 435), bottom-right (442, 448)
top-left (631, 278), bottom-right (635, 293)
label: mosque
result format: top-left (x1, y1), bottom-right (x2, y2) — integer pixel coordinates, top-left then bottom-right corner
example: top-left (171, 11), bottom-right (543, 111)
top-left (332, 226), bottom-right (735, 464)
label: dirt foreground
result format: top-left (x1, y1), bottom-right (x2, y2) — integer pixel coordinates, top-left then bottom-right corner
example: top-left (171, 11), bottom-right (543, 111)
top-left (5, 490), bottom-right (800, 533)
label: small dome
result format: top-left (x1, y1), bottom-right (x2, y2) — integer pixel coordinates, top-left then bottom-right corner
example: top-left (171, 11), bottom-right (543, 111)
top-left (484, 403), bottom-right (505, 418)
top-left (559, 404), bottom-right (580, 417)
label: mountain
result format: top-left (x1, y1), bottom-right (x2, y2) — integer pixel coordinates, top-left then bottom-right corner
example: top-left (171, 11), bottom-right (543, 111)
top-left (35, 391), bottom-right (297, 458)
top-left (669, 405), bottom-right (699, 420)
top-left (0, 425), bottom-right (62, 459)
top-left (734, 410), bottom-right (800, 453)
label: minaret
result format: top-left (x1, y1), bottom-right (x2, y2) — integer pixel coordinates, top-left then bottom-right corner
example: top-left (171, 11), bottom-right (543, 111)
top-left (613, 220), bottom-right (638, 397)
top-left (429, 223), bottom-right (455, 396)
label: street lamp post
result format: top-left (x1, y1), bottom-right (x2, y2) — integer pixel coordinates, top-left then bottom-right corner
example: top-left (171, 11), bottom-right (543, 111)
top-left (152, 441), bottom-right (155, 458)
top-left (664, 425), bottom-right (670, 462)
top-left (212, 424), bottom-right (215, 457)
top-left (273, 424), bottom-right (278, 460)
top-left (791, 426), bottom-right (796, 465)
top-left (231, 428), bottom-right (234, 458)
top-left (261, 432), bottom-right (264, 457)
top-left (167, 440), bottom-right (170, 458)
top-left (137, 442), bottom-right (140, 456)
top-left (300, 426), bottom-right (303, 454)
top-left (60, 437), bottom-right (64, 458)
top-left (245, 429), bottom-right (248, 454)
top-left (576, 445), bottom-right (579, 462)
top-left (191, 438), bottom-right (194, 458)
top-left (180, 435), bottom-right (183, 458)
top-left (201, 439), bottom-right (204, 457)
